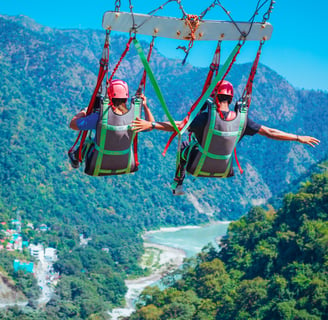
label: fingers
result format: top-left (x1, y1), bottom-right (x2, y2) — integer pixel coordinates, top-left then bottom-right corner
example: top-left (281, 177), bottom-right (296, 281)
top-left (131, 118), bottom-right (147, 132)
top-left (303, 136), bottom-right (320, 147)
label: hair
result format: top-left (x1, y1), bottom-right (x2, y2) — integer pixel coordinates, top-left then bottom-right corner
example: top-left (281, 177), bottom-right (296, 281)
top-left (112, 98), bottom-right (127, 107)
top-left (217, 94), bottom-right (232, 104)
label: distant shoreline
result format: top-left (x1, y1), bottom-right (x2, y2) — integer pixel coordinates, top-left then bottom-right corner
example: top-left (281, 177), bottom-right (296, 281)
top-left (109, 221), bottom-right (231, 319)
top-left (143, 221), bottom-right (231, 238)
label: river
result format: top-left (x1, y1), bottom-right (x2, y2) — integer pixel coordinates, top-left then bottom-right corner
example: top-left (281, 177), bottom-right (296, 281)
top-left (109, 221), bottom-right (230, 319)
top-left (144, 222), bottom-right (230, 257)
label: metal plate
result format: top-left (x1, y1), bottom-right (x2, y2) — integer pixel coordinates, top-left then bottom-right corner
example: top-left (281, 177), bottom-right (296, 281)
top-left (102, 11), bottom-right (273, 41)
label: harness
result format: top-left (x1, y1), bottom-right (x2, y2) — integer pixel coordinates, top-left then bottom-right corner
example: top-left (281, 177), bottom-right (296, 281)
top-left (84, 97), bottom-right (142, 176)
top-left (185, 100), bottom-right (247, 178)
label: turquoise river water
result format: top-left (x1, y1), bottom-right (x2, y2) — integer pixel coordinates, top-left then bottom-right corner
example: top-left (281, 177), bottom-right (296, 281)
top-left (144, 221), bottom-right (230, 257)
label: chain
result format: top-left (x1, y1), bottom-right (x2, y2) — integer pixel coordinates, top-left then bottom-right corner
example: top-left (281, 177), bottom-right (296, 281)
top-left (199, 2), bottom-right (216, 20)
top-left (114, 0), bottom-right (121, 12)
top-left (128, 0), bottom-right (136, 32)
top-left (175, 0), bottom-right (188, 18)
top-left (147, 0), bottom-right (176, 16)
top-left (262, 0), bottom-right (275, 23)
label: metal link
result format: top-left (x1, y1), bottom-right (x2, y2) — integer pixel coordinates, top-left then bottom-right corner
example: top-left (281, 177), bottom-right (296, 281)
top-left (262, 0), bottom-right (275, 23)
top-left (114, 0), bottom-right (121, 12)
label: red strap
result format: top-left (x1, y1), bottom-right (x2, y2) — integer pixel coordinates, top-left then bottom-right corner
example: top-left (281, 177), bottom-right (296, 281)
top-left (234, 148), bottom-right (243, 174)
top-left (162, 62), bottom-right (215, 156)
top-left (137, 36), bottom-right (155, 95)
top-left (75, 36), bottom-right (110, 162)
top-left (107, 37), bottom-right (133, 89)
top-left (242, 41), bottom-right (263, 108)
top-left (78, 66), bottom-right (107, 161)
top-left (133, 135), bottom-right (139, 167)
top-left (163, 42), bottom-right (241, 156)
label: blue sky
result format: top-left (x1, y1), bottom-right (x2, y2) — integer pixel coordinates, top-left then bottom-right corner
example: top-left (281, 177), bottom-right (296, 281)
top-left (1, 0), bottom-right (327, 91)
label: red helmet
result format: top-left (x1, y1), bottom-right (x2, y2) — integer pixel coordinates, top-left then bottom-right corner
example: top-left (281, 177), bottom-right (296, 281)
top-left (215, 80), bottom-right (234, 98)
top-left (109, 79), bottom-right (129, 98)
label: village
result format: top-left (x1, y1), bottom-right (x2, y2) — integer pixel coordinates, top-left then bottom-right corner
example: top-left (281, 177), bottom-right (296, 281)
top-left (0, 218), bottom-right (60, 305)
top-left (0, 217), bottom-right (98, 309)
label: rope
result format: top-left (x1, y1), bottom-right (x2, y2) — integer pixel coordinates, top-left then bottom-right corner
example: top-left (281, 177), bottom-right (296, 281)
top-left (106, 36), bottom-right (133, 100)
top-left (162, 41), bottom-right (243, 156)
top-left (114, 0), bottom-right (121, 12)
top-left (176, 14), bottom-right (200, 65)
top-left (137, 36), bottom-right (155, 95)
top-left (240, 40), bottom-right (264, 108)
top-left (68, 31), bottom-right (111, 161)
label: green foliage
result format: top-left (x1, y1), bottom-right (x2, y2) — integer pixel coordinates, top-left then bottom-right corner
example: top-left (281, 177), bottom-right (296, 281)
top-left (1, 14), bottom-right (328, 320)
top-left (131, 169), bottom-right (328, 319)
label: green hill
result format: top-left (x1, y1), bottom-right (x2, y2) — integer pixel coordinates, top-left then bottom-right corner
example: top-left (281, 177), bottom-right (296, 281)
top-left (0, 13), bottom-right (327, 319)
top-left (130, 165), bottom-right (328, 319)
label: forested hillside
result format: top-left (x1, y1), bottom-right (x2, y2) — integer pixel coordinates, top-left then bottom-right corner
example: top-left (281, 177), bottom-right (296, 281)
top-left (129, 165), bottom-right (328, 319)
top-left (1, 14), bottom-right (327, 226)
top-left (0, 14), bottom-right (327, 319)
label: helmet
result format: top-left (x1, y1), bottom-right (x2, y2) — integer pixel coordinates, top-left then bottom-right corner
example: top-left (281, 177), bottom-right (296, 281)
top-left (215, 80), bottom-right (233, 98)
top-left (109, 79), bottom-right (129, 98)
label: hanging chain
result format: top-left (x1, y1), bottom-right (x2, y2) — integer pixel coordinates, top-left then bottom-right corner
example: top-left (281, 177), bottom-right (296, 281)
top-left (199, 2), bottom-right (217, 20)
top-left (262, 0), bottom-right (275, 23)
top-left (147, 0), bottom-right (176, 16)
top-left (114, 0), bottom-right (121, 12)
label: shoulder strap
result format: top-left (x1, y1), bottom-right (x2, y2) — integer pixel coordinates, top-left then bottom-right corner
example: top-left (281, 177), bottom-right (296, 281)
top-left (91, 98), bottom-right (141, 176)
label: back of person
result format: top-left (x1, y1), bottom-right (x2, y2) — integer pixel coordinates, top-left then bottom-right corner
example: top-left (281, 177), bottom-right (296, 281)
top-left (85, 80), bottom-right (142, 176)
top-left (187, 99), bottom-right (247, 178)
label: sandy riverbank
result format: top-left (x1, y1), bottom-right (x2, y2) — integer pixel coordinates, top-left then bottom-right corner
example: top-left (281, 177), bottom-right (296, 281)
top-left (124, 241), bottom-right (186, 308)
top-left (109, 222), bottom-right (230, 319)
top-left (109, 230), bottom-right (188, 319)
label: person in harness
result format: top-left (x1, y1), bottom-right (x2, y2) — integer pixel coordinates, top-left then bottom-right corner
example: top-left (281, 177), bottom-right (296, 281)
top-left (68, 79), bottom-right (154, 173)
top-left (131, 80), bottom-right (320, 195)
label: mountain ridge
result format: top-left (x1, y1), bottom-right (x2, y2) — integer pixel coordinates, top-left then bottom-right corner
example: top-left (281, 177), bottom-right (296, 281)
top-left (0, 14), bottom-right (327, 319)
top-left (0, 14), bottom-right (327, 225)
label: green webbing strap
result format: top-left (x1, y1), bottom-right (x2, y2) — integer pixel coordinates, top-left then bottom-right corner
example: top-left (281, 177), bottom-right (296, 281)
top-left (192, 104), bottom-right (217, 176)
top-left (133, 38), bottom-right (180, 134)
top-left (97, 168), bottom-right (129, 175)
top-left (92, 98), bottom-right (142, 176)
top-left (180, 43), bottom-right (242, 136)
top-left (198, 158), bottom-right (233, 177)
top-left (94, 145), bottom-right (130, 155)
top-left (197, 145), bottom-right (231, 160)
top-left (126, 97), bottom-right (142, 174)
top-left (232, 107), bottom-right (247, 152)
top-left (191, 104), bottom-right (247, 178)
top-left (212, 130), bottom-right (240, 137)
top-left (93, 99), bottom-right (110, 176)
top-left (103, 124), bottom-right (131, 131)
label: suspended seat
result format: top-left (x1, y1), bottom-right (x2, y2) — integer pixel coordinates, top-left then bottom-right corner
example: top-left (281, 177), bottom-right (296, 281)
top-left (84, 97), bottom-right (142, 176)
top-left (185, 99), bottom-right (247, 178)
top-left (102, 11), bottom-right (273, 41)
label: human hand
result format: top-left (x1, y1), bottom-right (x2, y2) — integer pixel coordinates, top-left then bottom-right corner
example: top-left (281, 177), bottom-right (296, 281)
top-left (140, 93), bottom-right (147, 106)
top-left (131, 117), bottom-right (152, 132)
top-left (298, 136), bottom-right (320, 147)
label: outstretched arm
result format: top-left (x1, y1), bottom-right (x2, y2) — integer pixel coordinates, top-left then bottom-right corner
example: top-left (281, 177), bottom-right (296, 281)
top-left (258, 125), bottom-right (320, 147)
top-left (69, 109), bottom-right (87, 131)
top-left (131, 119), bottom-right (182, 133)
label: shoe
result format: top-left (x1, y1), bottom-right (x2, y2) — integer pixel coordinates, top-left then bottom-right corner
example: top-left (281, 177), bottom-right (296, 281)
top-left (68, 151), bottom-right (79, 169)
top-left (173, 185), bottom-right (185, 196)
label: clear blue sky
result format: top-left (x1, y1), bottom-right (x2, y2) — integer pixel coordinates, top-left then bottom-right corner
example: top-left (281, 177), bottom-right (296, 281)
top-left (1, 0), bottom-right (327, 91)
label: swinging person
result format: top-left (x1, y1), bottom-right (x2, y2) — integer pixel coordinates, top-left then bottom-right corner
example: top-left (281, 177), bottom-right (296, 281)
top-left (68, 79), bottom-right (154, 168)
top-left (131, 80), bottom-right (320, 195)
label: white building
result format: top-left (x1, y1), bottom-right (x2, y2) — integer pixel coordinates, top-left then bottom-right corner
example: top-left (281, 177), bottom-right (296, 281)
top-left (44, 247), bottom-right (57, 262)
top-left (29, 244), bottom-right (44, 260)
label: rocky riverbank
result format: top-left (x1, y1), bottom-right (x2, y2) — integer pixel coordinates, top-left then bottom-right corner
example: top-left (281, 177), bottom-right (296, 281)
top-left (108, 229), bottom-right (188, 319)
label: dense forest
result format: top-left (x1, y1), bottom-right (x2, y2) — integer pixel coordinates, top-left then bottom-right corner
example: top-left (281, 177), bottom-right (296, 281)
top-left (129, 165), bottom-right (328, 319)
top-left (0, 13), bottom-right (327, 319)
